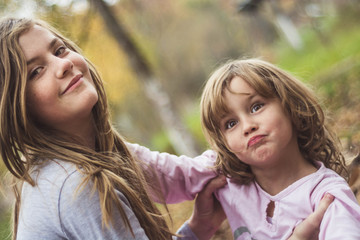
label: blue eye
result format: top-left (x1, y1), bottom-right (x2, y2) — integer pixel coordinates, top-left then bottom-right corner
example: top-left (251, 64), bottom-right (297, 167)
top-left (251, 103), bottom-right (264, 113)
top-left (225, 120), bottom-right (238, 129)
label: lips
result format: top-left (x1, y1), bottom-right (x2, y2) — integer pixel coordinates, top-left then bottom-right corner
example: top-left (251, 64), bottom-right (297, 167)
top-left (62, 74), bottom-right (83, 95)
top-left (248, 135), bottom-right (265, 148)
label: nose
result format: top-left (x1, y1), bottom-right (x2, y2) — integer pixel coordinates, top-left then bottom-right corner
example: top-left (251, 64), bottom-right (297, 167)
top-left (243, 117), bottom-right (258, 136)
top-left (55, 58), bottom-right (73, 79)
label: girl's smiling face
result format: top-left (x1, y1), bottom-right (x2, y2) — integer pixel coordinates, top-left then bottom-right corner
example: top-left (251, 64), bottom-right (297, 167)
top-left (19, 25), bottom-right (98, 135)
top-left (220, 76), bottom-right (298, 170)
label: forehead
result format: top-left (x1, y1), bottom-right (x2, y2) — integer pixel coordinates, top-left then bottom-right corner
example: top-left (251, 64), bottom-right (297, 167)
top-left (18, 25), bottom-right (56, 59)
top-left (213, 77), bottom-right (254, 119)
top-left (226, 76), bottom-right (254, 95)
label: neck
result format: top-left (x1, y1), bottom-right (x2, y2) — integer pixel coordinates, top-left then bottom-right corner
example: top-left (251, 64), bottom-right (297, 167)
top-left (78, 118), bottom-right (96, 149)
top-left (61, 115), bottom-right (96, 150)
top-left (252, 154), bottom-right (317, 196)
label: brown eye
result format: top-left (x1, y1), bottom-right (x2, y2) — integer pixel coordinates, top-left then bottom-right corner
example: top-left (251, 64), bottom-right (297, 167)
top-left (55, 46), bottom-right (67, 56)
top-left (29, 67), bottom-right (43, 80)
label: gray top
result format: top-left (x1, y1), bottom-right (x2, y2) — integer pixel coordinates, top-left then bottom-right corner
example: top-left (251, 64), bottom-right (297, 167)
top-left (17, 160), bottom-right (196, 239)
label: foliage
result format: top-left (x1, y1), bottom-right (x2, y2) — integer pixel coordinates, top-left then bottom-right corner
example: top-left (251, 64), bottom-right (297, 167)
top-left (273, 4), bottom-right (360, 148)
top-left (0, 209), bottom-right (11, 240)
top-left (0, 0), bottom-right (360, 239)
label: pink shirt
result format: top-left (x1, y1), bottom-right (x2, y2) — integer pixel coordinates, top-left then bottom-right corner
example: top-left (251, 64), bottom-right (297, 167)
top-left (128, 143), bottom-right (360, 240)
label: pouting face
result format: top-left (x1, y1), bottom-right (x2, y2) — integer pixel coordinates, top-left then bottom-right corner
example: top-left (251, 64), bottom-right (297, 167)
top-left (19, 25), bottom-right (98, 134)
top-left (219, 76), bottom-right (298, 170)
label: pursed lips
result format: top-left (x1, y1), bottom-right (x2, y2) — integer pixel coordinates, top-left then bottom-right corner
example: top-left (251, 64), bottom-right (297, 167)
top-left (62, 74), bottom-right (83, 95)
top-left (247, 135), bottom-right (266, 148)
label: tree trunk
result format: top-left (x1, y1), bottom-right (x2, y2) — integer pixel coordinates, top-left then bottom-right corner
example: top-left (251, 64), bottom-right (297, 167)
top-left (89, 0), bottom-right (199, 156)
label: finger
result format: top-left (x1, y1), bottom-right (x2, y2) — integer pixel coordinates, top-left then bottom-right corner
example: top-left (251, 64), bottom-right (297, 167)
top-left (289, 193), bottom-right (334, 240)
top-left (309, 193), bottom-right (334, 225)
top-left (200, 175), bottom-right (227, 198)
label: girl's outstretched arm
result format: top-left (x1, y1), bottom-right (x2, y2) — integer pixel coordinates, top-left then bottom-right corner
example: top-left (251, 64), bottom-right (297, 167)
top-left (127, 142), bottom-right (217, 203)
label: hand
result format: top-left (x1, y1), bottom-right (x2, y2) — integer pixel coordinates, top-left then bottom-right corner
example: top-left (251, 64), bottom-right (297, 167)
top-left (188, 175), bottom-right (227, 240)
top-left (288, 193), bottom-right (334, 240)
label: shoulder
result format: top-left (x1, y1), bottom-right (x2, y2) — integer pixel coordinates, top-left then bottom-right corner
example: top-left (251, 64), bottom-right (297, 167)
top-left (58, 166), bottom-right (149, 239)
top-left (21, 160), bottom-right (78, 207)
top-left (310, 164), bottom-right (360, 215)
top-left (24, 160), bottom-right (79, 200)
top-left (313, 167), bottom-right (360, 238)
top-left (311, 163), bottom-right (351, 200)
top-left (17, 160), bottom-right (78, 239)
top-left (28, 160), bottom-right (81, 212)
top-left (19, 160), bottom-right (149, 239)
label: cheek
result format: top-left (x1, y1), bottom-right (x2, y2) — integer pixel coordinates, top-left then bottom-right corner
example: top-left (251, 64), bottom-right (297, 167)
top-left (281, 122), bottom-right (295, 143)
top-left (26, 86), bottom-right (56, 120)
top-left (27, 83), bottom-right (55, 104)
top-left (226, 132), bottom-right (245, 152)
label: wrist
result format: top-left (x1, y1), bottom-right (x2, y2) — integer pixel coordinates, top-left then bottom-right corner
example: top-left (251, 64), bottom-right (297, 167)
top-left (188, 214), bottom-right (218, 240)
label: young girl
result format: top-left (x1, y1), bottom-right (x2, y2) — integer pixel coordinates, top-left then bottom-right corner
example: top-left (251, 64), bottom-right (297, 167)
top-left (128, 58), bottom-right (360, 239)
top-left (0, 17), bottom-right (228, 240)
top-left (199, 58), bottom-right (360, 239)
top-left (0, 17), bottom-right (334, 240)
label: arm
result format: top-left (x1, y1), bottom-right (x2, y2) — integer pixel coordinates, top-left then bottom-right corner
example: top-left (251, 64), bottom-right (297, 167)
top-left (127, 142), bottom-right (217, 203)
top-left (176, 175), bottom-right (227, 240)
top-left (188, 175), bottom-right (227, 240)
top-left (318, 187), bottom-right (360, 239)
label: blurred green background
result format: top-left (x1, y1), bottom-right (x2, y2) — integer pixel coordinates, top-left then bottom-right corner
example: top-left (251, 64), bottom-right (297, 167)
top-left (1, 0), bottom-right (360, 238)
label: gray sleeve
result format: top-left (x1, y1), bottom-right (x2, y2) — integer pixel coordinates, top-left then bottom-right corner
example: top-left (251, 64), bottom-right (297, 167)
top-left (58, 170), bottom-right (149, 240)
top-left (174, 222), bottom-right (199, 240)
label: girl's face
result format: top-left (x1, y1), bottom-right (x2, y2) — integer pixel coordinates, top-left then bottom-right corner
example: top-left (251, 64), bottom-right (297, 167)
top-left (19, 25), bottom-right (98, 134)
top-left (220, 76), bottom-right (299, 170)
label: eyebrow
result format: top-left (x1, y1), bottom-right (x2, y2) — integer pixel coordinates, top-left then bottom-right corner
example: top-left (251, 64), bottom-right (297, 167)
top-left (218, 92), bottom-right (257, 118)
top-left (238, 93), bottom-right (259, 104)
top-left (26, 38), bottom-right (60, 66)
top-left (246, 93), bottom-right (257, 100)
top-left (230, 90), bottom-right (251, 95)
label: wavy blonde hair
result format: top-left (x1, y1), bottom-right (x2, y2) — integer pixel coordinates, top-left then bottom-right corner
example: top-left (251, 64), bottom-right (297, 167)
top-left (200, 58), bottom-right (348, 184)
top-left (0, 18), bottom-right (172, 239)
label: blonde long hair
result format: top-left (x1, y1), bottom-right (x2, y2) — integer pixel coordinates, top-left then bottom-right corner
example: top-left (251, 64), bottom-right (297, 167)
top-left (0, 18), bottom-right (172, 239)
top-left (201, 58), bottom-right (348, 184)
